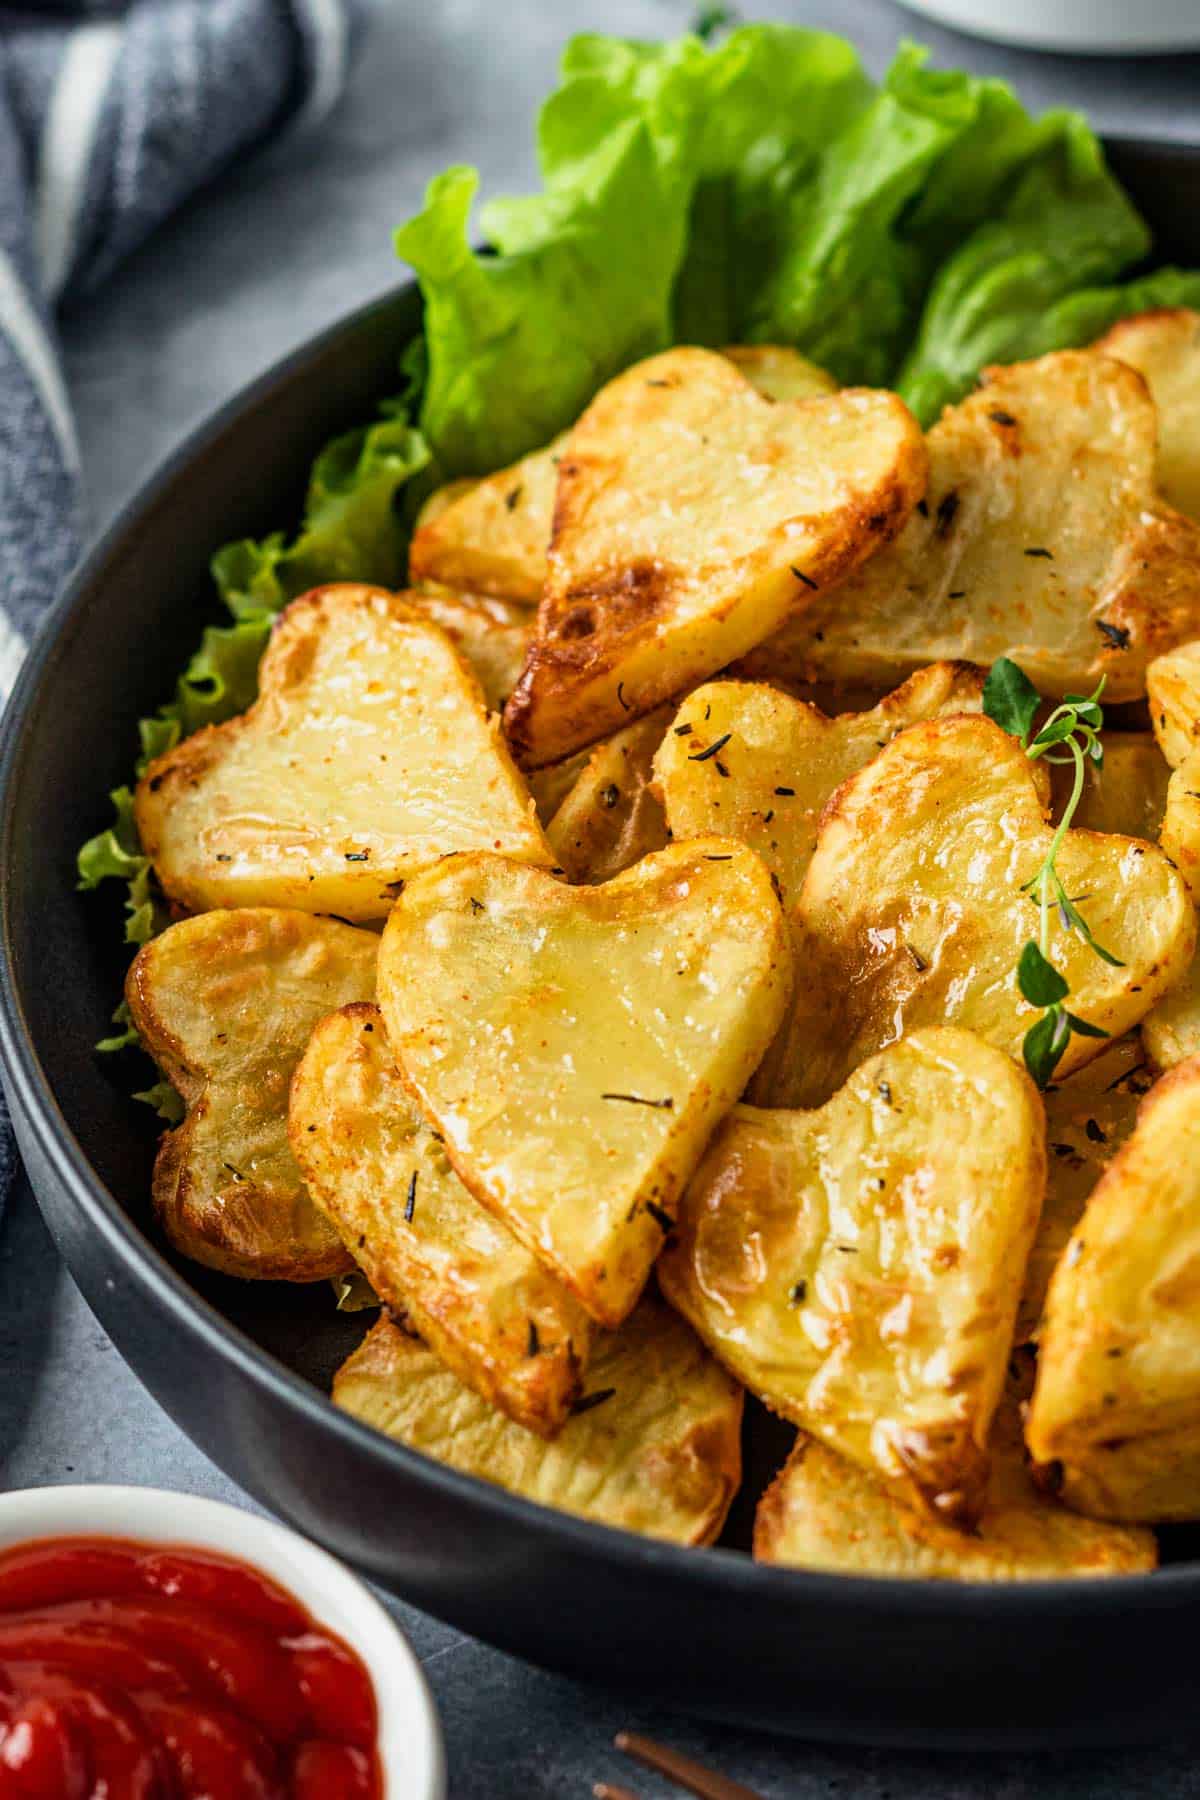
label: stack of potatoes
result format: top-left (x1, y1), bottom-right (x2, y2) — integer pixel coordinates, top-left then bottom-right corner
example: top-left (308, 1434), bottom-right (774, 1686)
top-left (127, 314), bottom-right (1200, 1575)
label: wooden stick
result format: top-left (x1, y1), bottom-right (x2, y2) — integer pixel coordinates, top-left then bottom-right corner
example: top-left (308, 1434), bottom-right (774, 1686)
top-left (615, 1731), bottom-right (766, 1800)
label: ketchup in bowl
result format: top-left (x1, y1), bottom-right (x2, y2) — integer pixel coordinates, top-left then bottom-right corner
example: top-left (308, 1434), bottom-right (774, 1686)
top-left (0, 1536), bottom-right (383, 1799)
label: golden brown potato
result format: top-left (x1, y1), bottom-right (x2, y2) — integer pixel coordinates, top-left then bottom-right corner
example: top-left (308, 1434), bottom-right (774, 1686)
top-left (748, 351), bottom-right (1200, 704)
top-left (525, 750), bottom-right (591, 829)
top-left (503, 348), bottom-right (926, 767)
top-left (405, 583), bottom-right (531, 712)
top-left (126, 909), bottom-right (377, 1280)
top-left (653, 664), bottom-right (984, 910)
top-left (289, 1005), bottom-right (593, 1436)
top-left (1094, 308), bottom-right (1200, 520)
top-left (407, 346), bottom-right (836, 605)
top-left (545, 709), bottom-right (671, 884)
top-left (1147, 639), bottom-right (1200, 768)
top-left (333, 1298), bottom-right (743, 1544)
top-left (1028, 1053), bottom-right (1200, 1520)
top-left (1021, 1036), bottom-right (1153, 1343)
top-left (754, 1403), bottom-right (1156, 1579)
top-left (136, 585), bottom-right (552, 922)
top-left (1141, 748), bottom-right (1200, 1071)
top-left (377, 839), bottom-right (792, 1329)
top-left (1052, 733), bottom-right (1170, 842)
top-left (658, 1028), bottom-right (1045, 1526)
top-left (755, 715), bottom-right (1194, 1109)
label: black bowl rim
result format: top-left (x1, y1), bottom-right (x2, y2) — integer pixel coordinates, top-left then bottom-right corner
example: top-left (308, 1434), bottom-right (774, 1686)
top-left (3, 246), bottom-right (1198, 1622)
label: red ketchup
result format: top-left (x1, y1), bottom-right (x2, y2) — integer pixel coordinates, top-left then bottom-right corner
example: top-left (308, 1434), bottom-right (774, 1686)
top-left (0, 1536), bottom-right (383, 1799)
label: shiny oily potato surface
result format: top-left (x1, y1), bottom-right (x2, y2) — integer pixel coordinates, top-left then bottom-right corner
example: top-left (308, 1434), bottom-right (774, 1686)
top-left (504, 347), bottom-right (926, 767)
top-left (333, 1298), bottom-right (743, 1545)
top-left (136, 584), bottom-right (552, 922)
top-left (653, 663), bottom-right (984, 910)
top-left (546, 708), bottom-right (671, 885)
top-left (289, 1005), bottom-right (593, 1437)
top-left (1029, 1053), bottom-right (1200, 1521)
top-left (1052, 732), bottom-right (1171, 842)
top-left (405, 582), bottom-right (532, 713)
top-left (377, 839), bottom-right (792, 1329)
top-left (1143, 750), bottom-right (1200, 1071)
top-left (126, 909), bottom-right (377, 1280)
top-left (658, 1028), bottom-right (1045, 1526)
top-left (756, 715), bottom-right (1194, 1110)
top-left (1095, 308), bottom-right (1200, 522)
top-left (408, 345), bottom-right (837, 606)
top-left (1147, 639), bottom-right (1200, 768)
top-left (749, 351), bottom-right (1200, 703)
top-left (754, 1401), bottom-right (1155, 1580)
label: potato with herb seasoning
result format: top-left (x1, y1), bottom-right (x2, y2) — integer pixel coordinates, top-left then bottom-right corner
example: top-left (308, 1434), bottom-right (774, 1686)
top-left (1094, 308), bottom-right (1200, 522)
top-left (659, 1027), bottom-right (1045, 1527)
top-left (653, 663), bottom-right (984, 909)
top-left (754, 715), bottom-right (1194, 1110)
top-left (290, 1004), bottom-right (592, 1437)
top-left (126, 909), bottom-right (377, 1280)
top-left (377, 839), bottom-right (792, 1328)
top-left (1142, 747), bottom-right (1200, 1072)
top-left (545, 708), bottom-right (671, 884)
top-left (136, 584), bottom-right (553, 923)
top-left (1028, 1053), bottom-right (1200, 1521)
top-left (334, 1297), bottom-right (743, 1545)
top-left (1147, 639), bottom-right (1200, 768)
top-left (747, 351), bottom-right (1200, 703)
top-left (504, 347), bottom-right (926, 767)
top-left (406, 582), bottom-right (532, 712)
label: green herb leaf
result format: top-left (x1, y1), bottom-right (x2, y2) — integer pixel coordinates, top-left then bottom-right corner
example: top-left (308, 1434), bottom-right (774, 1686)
top-left (983, 657), bottom-right (1041, 743)
top-left (1023, 1005), bottom-right (1072, 1088)
top-left (1029, 711), bottom-right (1079, 752)
top-left (132, 1080), bottom-right (185, 1125)
top-left (1056, 888), bottom-right (1125, 967)
top-left (1063, 1011), bottom-right (1111, 1041)
top-left (1017, 941), bottom-right (1069, 1007)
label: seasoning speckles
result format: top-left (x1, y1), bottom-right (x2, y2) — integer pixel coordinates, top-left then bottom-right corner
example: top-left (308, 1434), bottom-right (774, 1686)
top-left (601, 1091), bottom-right (674, 1109)
top-left (571, 1387), bottom-right (616, 1416)
top-left (688, 732), bottom-right (732, 764)
top-left (404, 1170), bottom-right (418, 1223)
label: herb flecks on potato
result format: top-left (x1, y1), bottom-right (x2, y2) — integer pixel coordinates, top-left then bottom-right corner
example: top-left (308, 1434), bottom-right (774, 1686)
top-left (546, 708), bottom-right (671, 885)
top-left (749, 351), bottom-right (1200, 703)
top-left (135, 584), bottom-right (552, 923)
top-left (126, 908), bottom-right (377, 1280)
top-left (1028, 1052), bottom-right (1200, 1521)
top-left (377, 839), bottom-right (792, 1328)
top-left (1094, 307), bottom-right (1200, 522)
top-left (503, 347), bottom-right (926, 767)
top-left (1147, 638), bottom-right (1200, 769)
top-left (333, 1298), bottom-right (743, 1545)
top-left (1143, 746), bottom-right (1200, 1072)
top-left (659, 1027), bottom-right (1045, 1528)
top-left (654, 663), bottom-right (984, 910)
top-left (290, 1005), bottom-right (592, 1437)
top-left (755, 714), bottom-right (1194, 1110)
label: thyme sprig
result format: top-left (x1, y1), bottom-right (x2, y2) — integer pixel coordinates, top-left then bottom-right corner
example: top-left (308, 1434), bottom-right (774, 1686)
top-left (982, 658), bottom-right (1123, 1088)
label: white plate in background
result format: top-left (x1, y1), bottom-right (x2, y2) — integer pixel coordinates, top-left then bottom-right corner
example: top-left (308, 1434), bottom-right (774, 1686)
top-left (898, 0), bottom-right (1200, 53)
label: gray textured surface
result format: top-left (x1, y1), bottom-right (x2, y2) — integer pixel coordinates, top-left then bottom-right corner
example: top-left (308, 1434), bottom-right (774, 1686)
top-left (6, 2), bottom-right (1200, 1795)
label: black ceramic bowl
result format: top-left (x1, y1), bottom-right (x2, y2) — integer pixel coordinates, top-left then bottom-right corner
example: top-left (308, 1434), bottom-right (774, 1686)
top-left (3, 138), bottom-right (1200, 1751)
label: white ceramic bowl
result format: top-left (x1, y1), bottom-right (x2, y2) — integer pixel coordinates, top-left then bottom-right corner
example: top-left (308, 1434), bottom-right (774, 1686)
top-left (0, 1484), bottom-right (445, 1799)
top-left (897, 0), bottom-right (1200, 52)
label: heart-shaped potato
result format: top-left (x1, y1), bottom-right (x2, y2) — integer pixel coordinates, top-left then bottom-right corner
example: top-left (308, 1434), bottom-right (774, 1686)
top-left (377, 839), bottom-right (792, 1327)
top-left (125, 909), bottom-right (377, 1280)
top-left (754, 1399), bottom-right (1155, 1579)
top-left (406, 583), bottom-right (532, 713)
top-left (545, 708), bottom-right (671, 885)
top-left (1148, 639), bottom-right (1200, 768)
top-left (502, 347), bottom-right (926, 766)
top-left (658, 1027), bottom-right (1045, 1526)
top-left (290, 1004), bottom-right (592, 1437)
top-left (1028, 1053), bottom-right (1200, 1521)
top-left (755, 714), bottom-right (1194, 1110)
top-left (136, 584), bottom-right (551, 922)
top-left (654, 663), bottom-right (984, 910)
top-left (408, 346), bottom-right (837, 606)
top-left (1094, 307), bottom-right (1200, 522)
top-left (333, 1297), bottom-right (743, 1545)
top-left (747, 351), bottom-right (1200, 704)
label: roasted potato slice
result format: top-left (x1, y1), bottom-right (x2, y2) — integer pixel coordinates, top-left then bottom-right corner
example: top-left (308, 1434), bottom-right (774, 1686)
top-left (1022, 1036), bottom-right (1153, 1343)
top-left (408, 347), bottom-right (836, 605)
top-left (750, 351), bottom-right (1200, 704)
top-left (1051, 733), bottom-right (1170, 841)
top-left (546, 709), bottom-right (671, 884)
top-left (377, 840), bottom-right (792, 1328)
top-left (1142, 747), bottom-right (1200, 1071)
top-left (754, 1403), bottom-right (1155, 1579)
top-left (503, 348), bottom-right (926, 767)
top-left (653, 664), bottom-right (983, 909)
top-left (126, 909), bottom-right (377, 1280)
top-left (755, 715), bottom-right (1194, 1109)
top-left (290, 1006), bottom-right (591, 1436)
top-left (659, 1027), bottom-right (1044, 1525)
top-left (1028, 1053), bottom-right (1200, 1520)
top-left (1147, 639), bottom-right (1200, 768)
top-left (405, 583), bottom-right (531, 712)
top-left (333, 1298), bottom-right (742, 1544)
top-left (1094, 308), bottom-right (1200, 521)
top-left (136, 585), bottom-right (552, 922)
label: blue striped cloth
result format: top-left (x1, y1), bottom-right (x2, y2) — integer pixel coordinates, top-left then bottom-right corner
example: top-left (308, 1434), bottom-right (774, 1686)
top-left (0, 0), bottom-right (363, 1201)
